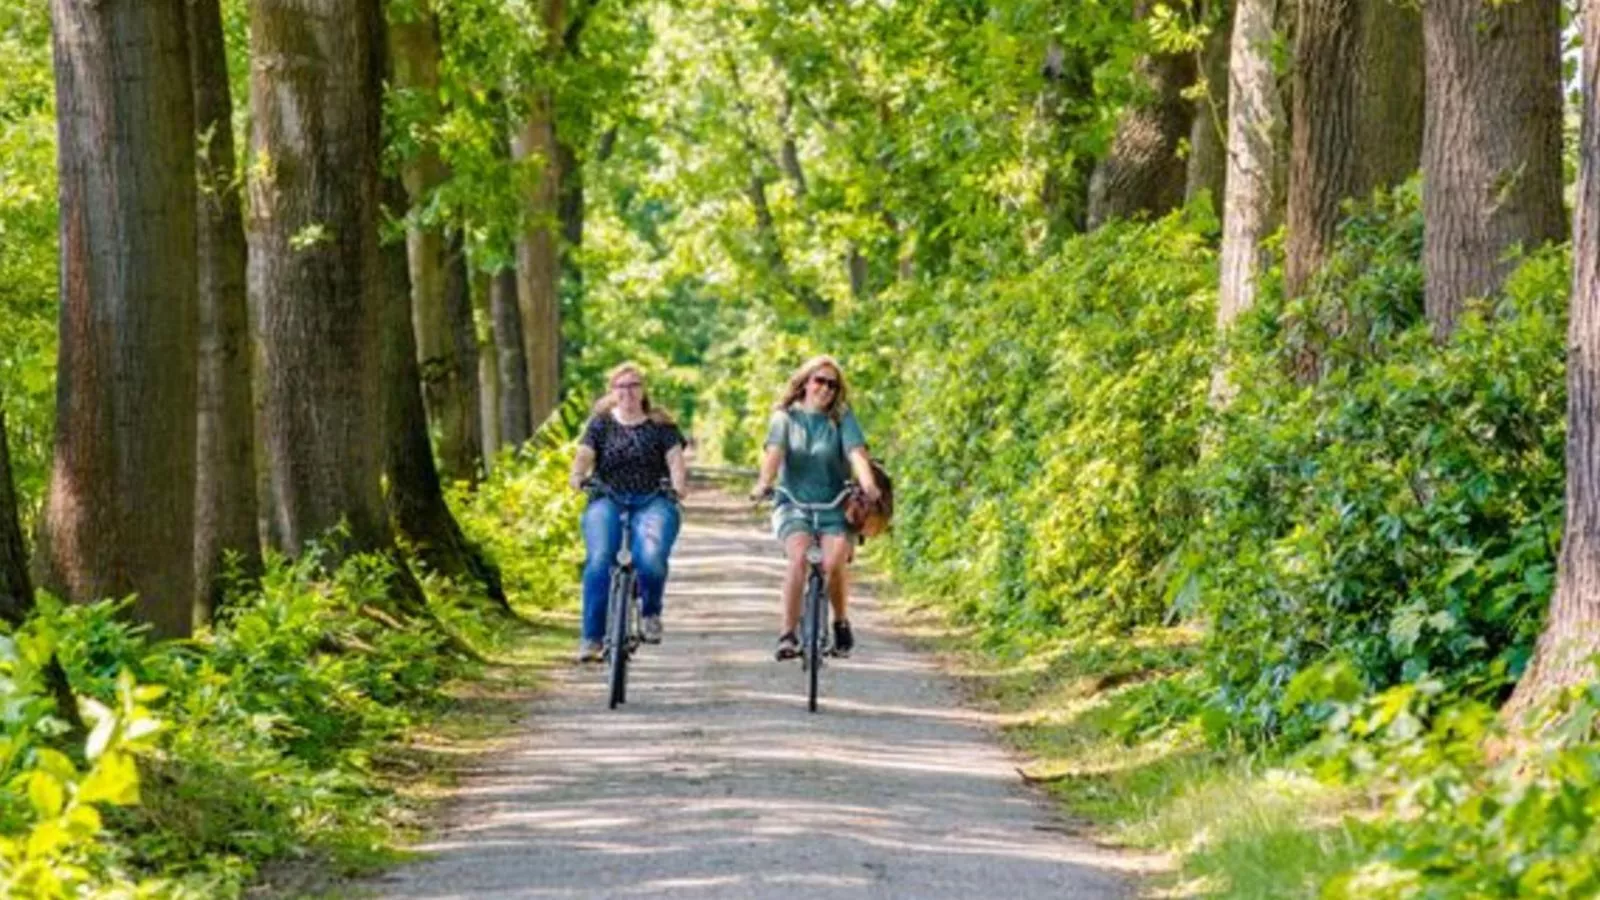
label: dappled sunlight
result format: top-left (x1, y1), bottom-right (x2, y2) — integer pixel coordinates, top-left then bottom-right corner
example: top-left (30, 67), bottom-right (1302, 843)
top-left (370, 491), bottom-right (1140, 898)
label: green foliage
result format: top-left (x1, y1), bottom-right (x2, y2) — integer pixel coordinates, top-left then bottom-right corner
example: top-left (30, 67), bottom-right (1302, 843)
top-left (876, 212), bottom-right (1215, 643)
top-left (1192, 191), bottom-right (1566, 742)
top-left (0, 1), bottom-right (60, 515)
top-left (0, 445), bottom-right (580, 896)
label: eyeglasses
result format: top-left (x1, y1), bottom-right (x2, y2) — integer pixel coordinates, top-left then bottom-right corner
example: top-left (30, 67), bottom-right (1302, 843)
top-left (612, 381), bottom-right (643, 391)
top-left (809, 375), bottom-right (840, 390)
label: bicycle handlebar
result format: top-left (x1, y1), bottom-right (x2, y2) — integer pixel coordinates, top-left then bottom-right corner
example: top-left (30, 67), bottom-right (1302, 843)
top-left (581, 477), bottom-right (680, 504)
top-left (767, 486), bottom-right (852, 511)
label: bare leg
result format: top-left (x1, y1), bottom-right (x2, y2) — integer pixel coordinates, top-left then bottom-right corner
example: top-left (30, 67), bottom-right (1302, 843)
top-left (822, 534), bottom-right (852, 622)
top-left (781, 533), bottom-right (810, 634)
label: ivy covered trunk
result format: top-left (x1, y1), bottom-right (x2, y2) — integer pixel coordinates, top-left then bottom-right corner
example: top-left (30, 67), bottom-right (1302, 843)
top-left (1185, 0), bottom-right (1232, 206)
top-left (1422, 0), bottom-right (1564, 341)
top-left (1505, 0), bottom-right (1600, 720)
top-left (40, 0), bottom-right (198, 638)
top-left (189, 0), bottom-right (260, 623)
top-left (247, 0), bottom-right (389, 557)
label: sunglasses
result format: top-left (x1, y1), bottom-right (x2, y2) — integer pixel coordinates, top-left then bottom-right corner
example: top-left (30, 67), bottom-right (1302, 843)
top-left (809, 375), bottom-right (840, 390)
top-left (612, 381), bottom-right (644, 390)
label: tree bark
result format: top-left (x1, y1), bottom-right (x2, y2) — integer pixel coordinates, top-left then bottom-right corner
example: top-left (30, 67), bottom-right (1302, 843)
top-left (0, 405), bottom-right (83, 736)
top-left (1284, 0), bottom-right (1363, 299)
top-left (1086, 1), bottom-right (1198, 228)
top-left (391, 5), bottom-right (476, 483)
top-left (1187, 0), bottom-right (1233, 206)
top-left (188, 0), bottom-right (260, 625)
top-left (492, 268), bottom-right (533, 447)
top-left (1217, 0), bottom-right (1286, 333)
top-left (1505, 0), bottom-right (1600, 720)
top-left (1357, 0), bottom-right (1423, 192)
top-left (472, 270), bottom-right (500, 461)
top-left (247, 0), bottom-right (390, 560)
top-left (444, 231), bottom-right (484, 478)
top-left (379, 179), bottom-right (508, 610)
top-left (1423, 0), bottom-right (1564, 341)
top-left (512, 0), bottom-right (565, 430)
top-left (40, 0), bottom-right (198, 638)
top-left (557, 137), bottom-right (585, 371)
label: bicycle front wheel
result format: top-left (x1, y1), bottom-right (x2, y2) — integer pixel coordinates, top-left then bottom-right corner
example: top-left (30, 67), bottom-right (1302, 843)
top-left (607, 569), bottom-right (633, 709)
top-left (804, 568), bottom-right (826, 712)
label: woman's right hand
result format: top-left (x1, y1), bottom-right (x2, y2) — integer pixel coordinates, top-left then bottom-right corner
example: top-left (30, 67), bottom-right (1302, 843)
top-left (749, 481), bottom-right (772, 502)
top-left (569, 472), bottom-right (587, 493)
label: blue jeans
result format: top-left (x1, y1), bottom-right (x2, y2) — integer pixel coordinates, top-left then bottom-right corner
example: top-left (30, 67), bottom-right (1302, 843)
top-left (581, 493), bottom-right (681, 641)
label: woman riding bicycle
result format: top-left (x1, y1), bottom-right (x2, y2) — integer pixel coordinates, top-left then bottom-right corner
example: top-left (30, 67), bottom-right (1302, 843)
top-left (569, 363), bottom-right (688, 663)
top-left (750, 356), bottom-right (882, 661)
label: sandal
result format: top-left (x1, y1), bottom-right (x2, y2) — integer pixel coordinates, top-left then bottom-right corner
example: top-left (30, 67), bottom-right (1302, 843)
top-left (774, 631), bottom-right (800, 661)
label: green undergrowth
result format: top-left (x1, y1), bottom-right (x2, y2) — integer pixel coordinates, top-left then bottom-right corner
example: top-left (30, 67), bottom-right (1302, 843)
top-left (886, 592), bottom-right (1375, 898)
top-left (0, 446), bottom-right (583, 898)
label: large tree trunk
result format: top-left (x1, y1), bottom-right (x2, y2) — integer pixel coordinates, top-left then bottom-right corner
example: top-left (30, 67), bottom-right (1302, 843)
top-left (1086, 1), bottom-right (1198, 228)
top-left (1187, 0), bottom-right (1233, 206)
top-left (379, 179), bottom-right (508, 610)
top-left (248, 0), bottom-right (391, 559)
top-left (0, 406), bottom-right (83, 736)
top-left (40, 0), bottom-right (198, 638)
top-left (557, 138), bottom-right (586, 366)
top-left (473, 270), bottom-right (501, 461)
top-left (1357, 0), bottom-right (1423, 191)
top-left (491, 268), bottom-right (533, 447)
top-left (1505, 0), bottom-right (1600, 720)
top-left (511, 0), bottom-right (566, 429)
top-left (1217, 0), bottom-right (1286, 335)
top-left (1284, 0), bottom-right (1363, 299)
top-left (188, 0), bottom-right (260, 625)
top-left (391, 5), bottom-right (477, 482)
top-left (1423, 0), bottom-right (1564, 341)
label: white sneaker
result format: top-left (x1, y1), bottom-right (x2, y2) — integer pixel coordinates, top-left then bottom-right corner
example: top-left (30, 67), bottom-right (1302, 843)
top-left (576, 639), bottom-right (604, 663)
top-left (642, 615), bottom-right (663, 644)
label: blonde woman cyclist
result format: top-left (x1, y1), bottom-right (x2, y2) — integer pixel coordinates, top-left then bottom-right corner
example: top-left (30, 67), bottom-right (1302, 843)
top-left (568, 363), bottom-right (688, 662)
top-left (750, 356), bottom-right (882, 660)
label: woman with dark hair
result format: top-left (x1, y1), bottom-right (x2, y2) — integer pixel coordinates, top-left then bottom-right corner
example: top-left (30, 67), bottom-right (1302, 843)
top-left (568, 363), bottom-right (687, 662)
top-left (750, 355), bottom-right (881, 660)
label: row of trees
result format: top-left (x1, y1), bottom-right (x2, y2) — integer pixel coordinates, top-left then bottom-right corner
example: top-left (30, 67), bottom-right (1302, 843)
top-left (6, 0), bottom-right (612, 638)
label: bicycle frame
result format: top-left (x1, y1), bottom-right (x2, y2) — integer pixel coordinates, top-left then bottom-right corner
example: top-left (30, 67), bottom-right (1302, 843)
top-left (772, 486), bottom-right (851, 712)
top-left (584, 478), bottom-right (675, 709)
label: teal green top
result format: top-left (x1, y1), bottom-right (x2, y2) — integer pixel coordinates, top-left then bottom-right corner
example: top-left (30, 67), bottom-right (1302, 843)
top-left (765, 405), bottom-right (865, 538)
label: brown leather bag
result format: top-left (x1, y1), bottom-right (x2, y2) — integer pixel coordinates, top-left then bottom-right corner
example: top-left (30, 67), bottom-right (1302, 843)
top-left (844, 457), bottom-right (894, 538)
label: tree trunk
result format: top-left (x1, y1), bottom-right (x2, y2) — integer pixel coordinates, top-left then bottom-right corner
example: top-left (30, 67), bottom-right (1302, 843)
top-left (40, 0), bottom-right (198, 638)
top-left (512, 0), bottom-right (565, 429)
top-left (557, 138), bottom-right (585, 373)
top-left (473, 270), bottom-right (500, 461)
top-left (445, 231), bottom-right (484, 479)
top-left (1086, 1), bottom-right (1198, 227)
top-left (379, 178), bottom-right (508, 610)
top-left (1357, 0), bottom-right (1423, 191)
top-left (1423, 0), bottom-right (1564, 341)
top-left (1217, 0), bottom-right (1286, 333)
top-left (1284, 0), bottom-right (1363, 299)
top-left (492, 268), bottom-right (533, 447)
top-left (1187, 0), bottom-right (1233, 206)
top-left (391, 5), bottom-right (476, 483)
top-left (1505, 0), bottom-right (1600, 720)
top-left (748, 174), bottom-right (830, 317)
top-left (188, 0), bottom-right (260, 625)
top-left (0, 405), bottom-right (83, 736)
top-left (248, 0), bottom-right (391, 560)
top-left (1039, 42), bottom-right (1097, 237)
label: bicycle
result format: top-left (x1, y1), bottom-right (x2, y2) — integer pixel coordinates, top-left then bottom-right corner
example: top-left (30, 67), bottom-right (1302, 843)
top-left (763, 485), bottom-right (852, 713)
top-left (583, 478), bottom-right (677, 710)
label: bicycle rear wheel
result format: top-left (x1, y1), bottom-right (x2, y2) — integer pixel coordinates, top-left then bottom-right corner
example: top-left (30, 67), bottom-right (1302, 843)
top-left (607, 569), bottom-right (633, 709)
top-left (803, 569), bottom-right (826, 712)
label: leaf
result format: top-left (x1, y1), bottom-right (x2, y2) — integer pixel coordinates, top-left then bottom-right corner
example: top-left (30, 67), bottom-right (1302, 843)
top-left (76, 752), bottom-right (138, 806)
top-left (27, 770), bottom-right (63, 818)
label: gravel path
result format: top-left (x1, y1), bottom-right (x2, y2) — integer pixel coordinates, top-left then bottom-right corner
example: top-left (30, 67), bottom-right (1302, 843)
top-left (365, 490), bottom-right (1144, 899)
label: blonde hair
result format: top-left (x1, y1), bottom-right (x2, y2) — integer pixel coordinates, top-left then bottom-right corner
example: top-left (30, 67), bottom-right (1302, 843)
top-left (773, 355), bottom-right (850, 422)
top-left (592, 362), bottom-right (675, 425)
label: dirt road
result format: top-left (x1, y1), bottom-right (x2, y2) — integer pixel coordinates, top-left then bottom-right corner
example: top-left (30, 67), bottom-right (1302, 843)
top-left (366, 490), bottom-right (1144, 898)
